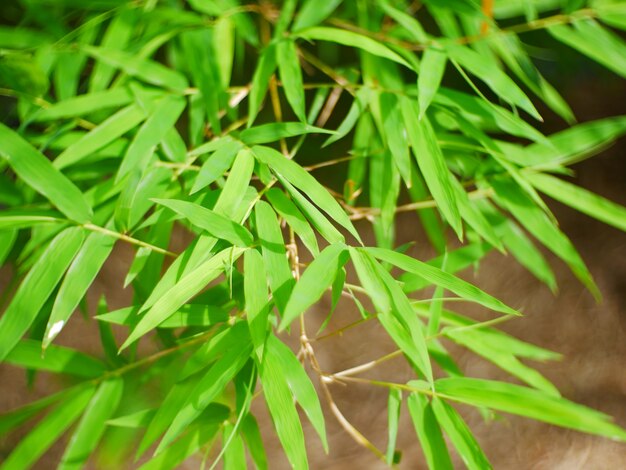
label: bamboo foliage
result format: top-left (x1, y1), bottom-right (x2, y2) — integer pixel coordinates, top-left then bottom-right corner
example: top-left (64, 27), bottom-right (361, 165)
top-left (1, 0), bottom-right (626, 468)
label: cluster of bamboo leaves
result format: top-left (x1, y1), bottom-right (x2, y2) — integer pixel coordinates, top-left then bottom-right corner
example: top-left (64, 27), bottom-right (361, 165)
top-left (2, 0), bottom-right (626, 468)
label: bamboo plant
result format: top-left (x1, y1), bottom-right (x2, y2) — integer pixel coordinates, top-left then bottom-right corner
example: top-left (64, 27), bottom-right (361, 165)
top-left (1, 0), bottom-right (626, 468)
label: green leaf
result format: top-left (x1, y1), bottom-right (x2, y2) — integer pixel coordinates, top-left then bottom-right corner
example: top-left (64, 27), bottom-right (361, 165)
top-left (279, 243), bottom-right (347, 331)
top-left (526, 172), bottom-right (626, 233)
top-left (241, 414), bottom-right (269, 470)
top-left (297, 26), bottom-right (412, 69)
top-left (253, 145), bottom-right (361, 242)
top-left (255, 201), bottom-right (294, 314)
top-left (156, 342), bottom-right (252, 453)
top-left (431, 396), bottom-right (493, 470)
top-left (121, 247), bottom-right (246, 349)
top-left (278, 176), bottom-right (345, 244)
top-left (490, 176), bottom-right (600, 299)
top-left (549, 19), bottom-right (626, 79)
top-left (54, 104), bottom-right (146, 170)
top-left (267, 335), bottom-right (328, 451)
top-left (418, 47), bottom-right (447, 119)
top-left (350, 248), bottom-right (433, 381)
top-left (379, 93), bottom-right (412, 186)
top-left (244, 249), bottom-right (270, 356)
top-left (401, 97), bottom-right (462, 238)
top-left (96, 304), bottom-right (228, 328)
top-left (0, 227), bottom-right (84, 362)
top-left (44, 231), bottom-right (116, 347)
top-left (266, 188), bottom-right (320, 255)
top-left (181, 29), bottom-right (223, 134)
top-left (0, 210), bottom-right (63, 230)
top-left (191, 139), bottom-right (243, 194)
top-left (0, 124), bottom-right (92, 223)
top-left (261, 337), bottom-right (308, 470)
top-left (0, 386), bottom-right (95, 470)
top-left (437, 377), bottom-right (626, 441)
top-left (365, 246), bottom-right (519, 316)
top-left (407, 392), bottom-right (453, 470)
top-left (277, 39), bottom-right (306, 122)
top-left (5, 340), bottom-right (106, 378)
top-left (213, 148), bottom-right (255, 218)
top-left (240, 122), bottom-right (334, 145)
top-left (107, 409), bottom-right (155, 428)
top-left (59, 378), bottom-right (124, 470)
top-left (154, 198), bottom-right (254, 246)
top-left (446, 43), bottom-right (541, 120)
top-left (88, 7), bottom-right (136, 92)
top-left (292, 0), bottom-right (343, 31)
top-left (117, 94), bottom-right (186, 182)
top-left (248, 43), bottom-right (277, 127)
top-left (386, 388), bottom-right (402, 465)
top-left (82, 45), bottom-right (189, 91)
top-left (445, 328), bottom-right (560, 396)
top-left (33, 88), bottom-right (133, 121)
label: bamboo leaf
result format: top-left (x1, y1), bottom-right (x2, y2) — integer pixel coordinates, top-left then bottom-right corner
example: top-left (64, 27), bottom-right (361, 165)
top-left (248, 43), bottom-right (277, 127)
top-left (213, 148), bottom-right (255, 218)
top-left (365, 246), bottom-right (519, 315)
top-left (255, 201), bottom-right (294, 314)
top-left (401, 97), bottom-right (462, 237)
top-left (117, 94), bottom-right (186, 182)
top-left (266, 188), bottom-right (320, 255)
top-left (0, 227), bottom-right (84, 361)
top-left (244, 249), bottom-right (270, 355)
top-left (240, 122), bottom-right (334, 145)
top-left (82, 45), bottom-right (189, 91)
top-left (446, 43), bottom-right (541, 120)
top-left (525, 172), bottom-right (626, 233)
top-left (292, 0), bottom-right (343, 31)
top-left (54, 104), bottom-right (146, 170)
top-left (156, 343), bottom-right (252, 454)
top-left (5, 340), bottom-right (106, 378)
top-left (241, 414), bottom-right (269, 470)
top-left (437, 377), bottom-right (626, 441)
top-left (549, 19), bottom-right (626, 79)
top-left (431, 397), bottom-right (493, 470)
top-left (490, 176), bottom-right (600, 299)
top-left (261, 337), bottom-right (308, 469)
top-left (277, 39), bottom-right (306, 122)
top-left (267, 335), bottom-right (328, 451)
top-left (191, 139), bottom-right (243, 194)
top-left (33, 88), bottom-right (133, 121)
top-left (297, 27), bottom-right (412, 69)
top-left (44, 231), bottom-right (116, 347)
top-left (0, 124), bottom-right (92, 223)
top-left (386, 389), bottom-right (402, 465)
top-left (59, 378), bottom-right (124, 470)
top-left (0, 386), bottom-right (95, 470)
top-left (418, 47), bottom-right (447, 119)
top-left (253, 145), bottom-right (362, 242)
top-left (121, 247), bottom-right (246, 349)
top-left (407, 392), bottom-right (453, 470)
top-left (154, 198), bottom-right (254, 246)
top-left (279, 243), bottom-right (347, 331)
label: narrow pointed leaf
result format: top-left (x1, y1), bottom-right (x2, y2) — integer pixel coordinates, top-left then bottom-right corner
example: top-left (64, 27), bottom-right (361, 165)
top-left (0, 124), bottom-right (92, 223)
top-left (437, 377), bottom-right (626, 441)
top-left (253, 145), bottom-right (361, 242)
top-left (154, 198), bottom-right (253, 246)
top-left (44, 231), bottom-right (115, 347)
top-left (0, 227), bottom-right (84, 361)
top-left (59, 378), bottom-right (124, 470)
top-left (365, 246), bottom-right (519, 315)
top-left (279, 243), bottom-right (347, 330)
top-left (418, 47), bottom-right (447, 119)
